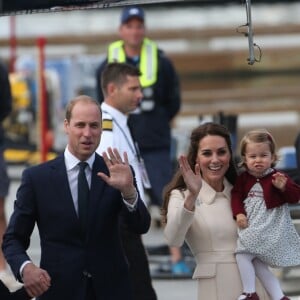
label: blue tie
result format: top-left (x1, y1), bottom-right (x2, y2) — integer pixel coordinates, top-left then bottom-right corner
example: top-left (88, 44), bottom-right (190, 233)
top-left (78, 162), bottom-right (89, 236)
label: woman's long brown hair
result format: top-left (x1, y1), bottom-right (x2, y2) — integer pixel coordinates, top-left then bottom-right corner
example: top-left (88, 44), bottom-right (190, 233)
top-left (161, 122), bottom-right (237, 224)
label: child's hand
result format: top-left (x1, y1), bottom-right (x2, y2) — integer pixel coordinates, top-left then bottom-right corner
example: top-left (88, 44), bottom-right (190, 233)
top-left (272, 172), bottom-right (287, 192)
top-left (236, 213), bottom-right (248, 229)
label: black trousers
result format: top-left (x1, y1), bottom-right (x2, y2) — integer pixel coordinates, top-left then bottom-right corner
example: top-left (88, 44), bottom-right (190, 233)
top-left (0, 280), bottom-right (31, 300)
top-left (120, 225), bottom-right (157, 300)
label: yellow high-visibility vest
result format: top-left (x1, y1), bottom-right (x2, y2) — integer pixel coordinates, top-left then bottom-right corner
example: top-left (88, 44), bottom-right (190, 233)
top-left (108, 38), bottom-right (158, 87)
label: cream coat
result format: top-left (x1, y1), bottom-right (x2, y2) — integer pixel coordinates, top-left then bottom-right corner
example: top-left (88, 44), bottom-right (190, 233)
top-left (164, 179), bottom-right (270, 300)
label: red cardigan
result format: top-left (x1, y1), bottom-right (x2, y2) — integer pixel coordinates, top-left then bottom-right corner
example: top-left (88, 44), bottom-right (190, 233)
top-left (231, 169), bottom-right (300, 217)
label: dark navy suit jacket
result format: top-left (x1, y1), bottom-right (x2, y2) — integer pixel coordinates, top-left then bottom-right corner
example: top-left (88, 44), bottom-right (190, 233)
top-left (2, 154), bottom-right (151, 300)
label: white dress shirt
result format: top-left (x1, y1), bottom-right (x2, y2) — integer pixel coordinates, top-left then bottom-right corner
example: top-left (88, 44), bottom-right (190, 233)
top-left (96, 102), bottom-right (145, 203)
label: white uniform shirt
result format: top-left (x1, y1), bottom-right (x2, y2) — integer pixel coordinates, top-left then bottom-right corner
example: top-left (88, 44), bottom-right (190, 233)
top-left (96, 102), bottom-right (145, 202)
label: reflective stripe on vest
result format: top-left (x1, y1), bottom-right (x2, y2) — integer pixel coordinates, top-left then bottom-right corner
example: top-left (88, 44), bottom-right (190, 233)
top-left (108, 38), bottom-right (158, 87)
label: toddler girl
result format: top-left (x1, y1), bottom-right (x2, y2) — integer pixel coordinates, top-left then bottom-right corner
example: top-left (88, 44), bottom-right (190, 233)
top-left (231, 129), bottom-right (300, 300)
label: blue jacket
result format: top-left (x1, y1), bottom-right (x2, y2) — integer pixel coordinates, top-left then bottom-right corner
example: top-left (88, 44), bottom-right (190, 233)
top-left (2, 154), bottom-right (151, 300)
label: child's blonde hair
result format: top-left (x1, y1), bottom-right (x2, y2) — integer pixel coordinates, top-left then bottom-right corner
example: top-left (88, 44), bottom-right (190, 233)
top-left (238, 129), bottom-right (278, 168)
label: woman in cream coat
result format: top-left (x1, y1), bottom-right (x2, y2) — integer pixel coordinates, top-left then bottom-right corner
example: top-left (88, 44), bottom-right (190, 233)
top-left (162, 123), bottom-right (271, 300)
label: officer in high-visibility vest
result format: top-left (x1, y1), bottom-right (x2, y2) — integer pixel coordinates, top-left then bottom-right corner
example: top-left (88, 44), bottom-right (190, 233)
top-left (95, 6), bottom-right (192, 280)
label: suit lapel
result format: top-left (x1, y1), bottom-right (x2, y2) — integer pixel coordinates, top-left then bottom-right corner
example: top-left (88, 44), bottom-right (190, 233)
top-left (50, 155), bottom-right (79, 223)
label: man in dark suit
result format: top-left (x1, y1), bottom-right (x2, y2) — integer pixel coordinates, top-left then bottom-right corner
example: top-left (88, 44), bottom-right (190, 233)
top-left (2, 95), bottom-right (151, 300)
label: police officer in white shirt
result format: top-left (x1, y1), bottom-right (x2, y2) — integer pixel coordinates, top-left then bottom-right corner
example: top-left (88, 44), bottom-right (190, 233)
top-left (96, 104), bottom-right (145, 201)
top-left (96, 62), bottom-right (157, 300)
